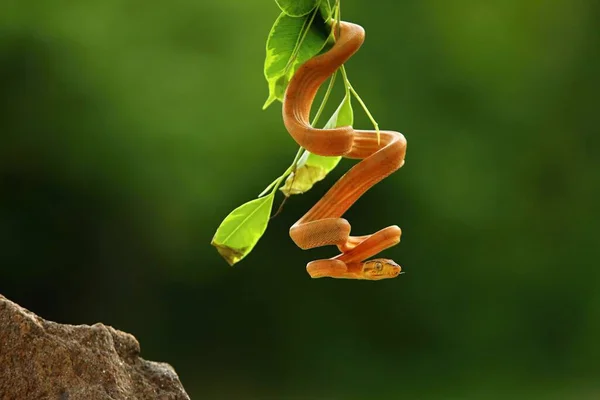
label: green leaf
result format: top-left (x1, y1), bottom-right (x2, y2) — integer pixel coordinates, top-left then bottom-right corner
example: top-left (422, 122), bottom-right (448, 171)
top-left (281, 93), bottom-right (353, 195)
top-left (263, 74), bottom-right (290, 110)
top-left (319, 0), bottom-right (333, 20)
top-left (211, 194), bottom-right (275, 266)
top-left (323, 91), bottom-right (354, 129)
top-left (263, 11), bottom-right (330, 109)
top-left (275, 0), bottom-right (318, 17)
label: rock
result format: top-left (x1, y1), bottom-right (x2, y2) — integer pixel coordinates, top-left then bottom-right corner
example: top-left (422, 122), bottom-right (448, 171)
top-left (0, 294), bottom-right (190, 400)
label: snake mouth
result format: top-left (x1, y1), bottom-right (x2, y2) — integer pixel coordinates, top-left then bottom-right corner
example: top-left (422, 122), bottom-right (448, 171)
top-left (385, 266), bottom-right (402, 279)
top-left (383, 261), bottom-right (402, 277)
top-left (372, 268), bottom-right (401, 280)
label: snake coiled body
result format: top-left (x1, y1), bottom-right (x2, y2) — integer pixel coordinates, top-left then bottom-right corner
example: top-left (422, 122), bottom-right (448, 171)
top-left (283, 21), bottom-right (407, 280)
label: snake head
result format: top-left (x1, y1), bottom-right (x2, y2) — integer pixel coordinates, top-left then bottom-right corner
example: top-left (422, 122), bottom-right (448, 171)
top-left (362, 258), bottom-right (402, 280)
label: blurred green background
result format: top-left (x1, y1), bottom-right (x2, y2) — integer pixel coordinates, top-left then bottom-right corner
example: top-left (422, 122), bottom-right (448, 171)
top-left (1, 0), bottom-right (599, 399)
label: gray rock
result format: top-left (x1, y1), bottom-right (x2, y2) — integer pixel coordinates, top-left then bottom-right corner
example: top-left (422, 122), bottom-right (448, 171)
top-left (0, 294), bottom-right (190, 400)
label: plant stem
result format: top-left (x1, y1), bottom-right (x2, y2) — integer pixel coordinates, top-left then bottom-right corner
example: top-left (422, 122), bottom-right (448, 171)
top-left (346, 74), bottom-right (380, 144)
top-left (312, 71), bottom-right (338, 126)
top-left (283, 4), bottom-right (320, 77)
top-left (340, 64), bottom-right (350, 96)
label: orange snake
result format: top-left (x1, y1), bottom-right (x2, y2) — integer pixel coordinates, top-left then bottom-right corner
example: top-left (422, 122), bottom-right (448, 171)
top-left (283, 20), bottom-right (407, 280)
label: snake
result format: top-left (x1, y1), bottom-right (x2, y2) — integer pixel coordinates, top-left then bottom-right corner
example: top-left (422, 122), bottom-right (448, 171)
top-left (283, 20), bottom-right (407, 280)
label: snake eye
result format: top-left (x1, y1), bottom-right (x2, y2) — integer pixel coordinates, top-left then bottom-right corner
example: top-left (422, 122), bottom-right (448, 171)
top-left (374, 262), bottom-right (383, 272)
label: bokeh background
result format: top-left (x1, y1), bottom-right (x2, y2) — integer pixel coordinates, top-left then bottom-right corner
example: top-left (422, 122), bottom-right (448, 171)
top-left (2, 0), bottom-right (599, 399)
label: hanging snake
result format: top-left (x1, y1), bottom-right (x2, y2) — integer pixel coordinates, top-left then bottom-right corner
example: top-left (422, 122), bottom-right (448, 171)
top-left (283, 20), bottom-right (407, 280)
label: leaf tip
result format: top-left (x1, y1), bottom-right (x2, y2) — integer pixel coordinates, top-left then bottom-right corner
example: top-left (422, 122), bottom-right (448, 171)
top-left (211, 239), bottom-right (247, 266)
top-left (262, 96), bottom-right (276, 110)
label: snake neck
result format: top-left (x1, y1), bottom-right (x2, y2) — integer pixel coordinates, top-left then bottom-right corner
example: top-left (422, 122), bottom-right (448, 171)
top-left (282, 21), bottom-right (366, 156)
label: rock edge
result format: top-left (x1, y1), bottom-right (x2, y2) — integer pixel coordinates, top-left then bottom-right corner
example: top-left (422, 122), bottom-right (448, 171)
top-left (0, 294), bottom-right (190, 400)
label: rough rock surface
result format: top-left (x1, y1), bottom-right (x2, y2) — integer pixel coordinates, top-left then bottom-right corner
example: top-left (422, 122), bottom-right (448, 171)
top-left (0, 294), bottom-right (190, 400)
